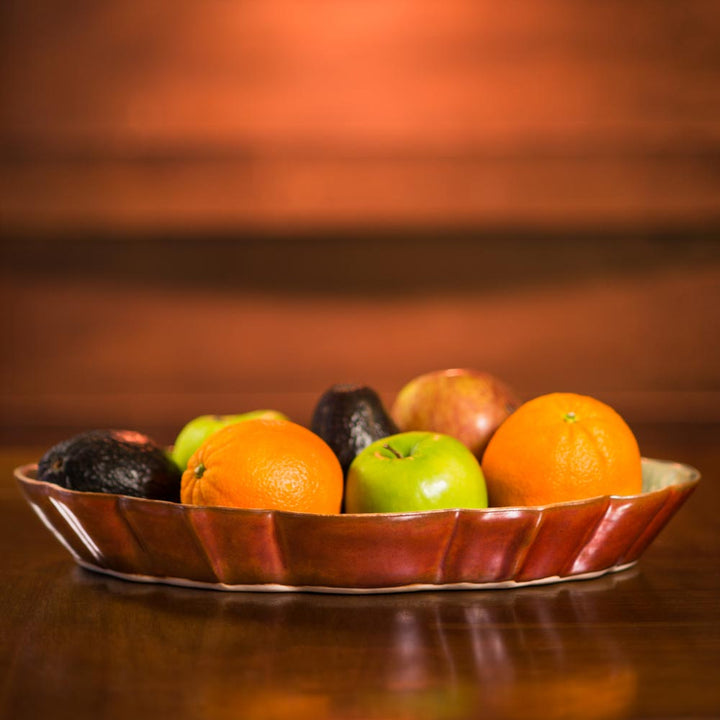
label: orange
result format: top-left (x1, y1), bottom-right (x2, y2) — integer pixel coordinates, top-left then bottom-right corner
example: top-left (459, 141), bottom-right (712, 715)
top-left (481, 393), bottom-right (642, 506)
top-left (181, 418), bottom-right (343, 513)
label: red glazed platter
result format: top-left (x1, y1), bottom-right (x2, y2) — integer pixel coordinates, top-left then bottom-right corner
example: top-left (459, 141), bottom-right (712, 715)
top-left (15, 457), bottom-right (698, 594)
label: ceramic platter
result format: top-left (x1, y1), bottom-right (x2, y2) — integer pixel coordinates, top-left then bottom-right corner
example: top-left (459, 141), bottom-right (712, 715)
top-left (15, 458), bottom-right (699, 594)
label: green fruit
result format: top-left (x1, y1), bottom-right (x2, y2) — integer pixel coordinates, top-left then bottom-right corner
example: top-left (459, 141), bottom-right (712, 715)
top-left (171, 410), bottom-right (288, 469)
top-left (37, 429), bottom-right (182, 501)
top-left (345, 431), bottom-right (488, 513)
top-left (310, 384), bottom-right (399, 476)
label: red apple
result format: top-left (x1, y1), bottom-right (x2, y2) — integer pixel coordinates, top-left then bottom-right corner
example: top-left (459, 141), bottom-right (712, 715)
top-left (390, 369), bottom-right (521, 460)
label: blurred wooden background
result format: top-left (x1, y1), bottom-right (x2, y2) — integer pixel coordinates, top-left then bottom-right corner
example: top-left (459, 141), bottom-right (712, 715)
top-left (1, 1), bottom-right (719, 445)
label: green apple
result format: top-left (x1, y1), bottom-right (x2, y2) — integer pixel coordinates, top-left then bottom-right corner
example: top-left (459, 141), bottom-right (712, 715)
top-left (170, 410), bottom-right (288, 469)
top-left (345, 431), bottom-right (488, 513)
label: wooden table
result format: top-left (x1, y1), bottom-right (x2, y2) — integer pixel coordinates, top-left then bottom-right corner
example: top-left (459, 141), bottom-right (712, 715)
top-left (2, 423), bottom-right (718, 720)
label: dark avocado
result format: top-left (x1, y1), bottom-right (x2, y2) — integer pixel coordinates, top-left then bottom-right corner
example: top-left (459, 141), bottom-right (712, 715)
top-left (311, 384), bottom-right (399, 476)
top-left (37, 429), bottom-right (182, 501)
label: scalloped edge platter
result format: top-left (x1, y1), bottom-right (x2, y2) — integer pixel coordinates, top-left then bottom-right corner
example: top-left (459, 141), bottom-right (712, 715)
top-left (15, 457), bottom-right (699, 594)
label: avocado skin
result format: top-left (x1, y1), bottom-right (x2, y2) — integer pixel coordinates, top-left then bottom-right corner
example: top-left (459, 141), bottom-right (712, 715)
top-left (38, 430), bottom-right (182, 502)
top-left (311, 384), bottom-right (399, 476)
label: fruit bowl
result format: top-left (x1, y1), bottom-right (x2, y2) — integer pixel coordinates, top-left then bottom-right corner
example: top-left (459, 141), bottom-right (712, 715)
top-left (15, 458), bottom-right (698, 594)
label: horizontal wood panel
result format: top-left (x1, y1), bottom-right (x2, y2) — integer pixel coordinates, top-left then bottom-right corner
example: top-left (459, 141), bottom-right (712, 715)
top-left (2, 155), bottom-right (720, 234)
top-left (2, 1), bottom-right (719, 233)
top-left (3, 236), bottom-right (719, 444)
top-left (3, 1), bottom-right (720, 147)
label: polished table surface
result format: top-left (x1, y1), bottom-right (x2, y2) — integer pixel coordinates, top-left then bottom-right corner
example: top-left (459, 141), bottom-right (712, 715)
top-left (2, 423), bottom-right (719, 720)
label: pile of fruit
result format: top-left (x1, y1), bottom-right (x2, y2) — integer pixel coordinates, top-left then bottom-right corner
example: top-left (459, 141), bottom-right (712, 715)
top-left (36, 369), bottom-right (644, 513)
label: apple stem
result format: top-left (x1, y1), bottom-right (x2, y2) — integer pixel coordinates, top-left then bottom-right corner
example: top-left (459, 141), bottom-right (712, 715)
top-left (383, 443), bottom-right (403, 459)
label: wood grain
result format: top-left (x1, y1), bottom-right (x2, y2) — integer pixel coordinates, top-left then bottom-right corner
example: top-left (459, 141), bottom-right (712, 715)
top-left (2, 1), bottom-right (719, 232)
top-left (2, 234), bottom-right (719, 445)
